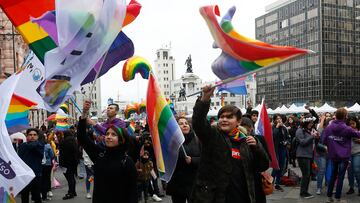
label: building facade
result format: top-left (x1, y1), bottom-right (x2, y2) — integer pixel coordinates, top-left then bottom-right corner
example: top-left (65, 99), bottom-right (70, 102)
top-left (0, 8), bottom-right (28, 82)
top-left (74, 79), bottom-right (102, 118)
top-left (255, 0), bottom-right (360, 108)
top-left (154, 46), bottom-right (176, 98)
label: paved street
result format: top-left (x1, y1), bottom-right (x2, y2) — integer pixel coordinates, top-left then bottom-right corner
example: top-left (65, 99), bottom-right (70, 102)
top-left (15, 166), bottom-right (359, 203)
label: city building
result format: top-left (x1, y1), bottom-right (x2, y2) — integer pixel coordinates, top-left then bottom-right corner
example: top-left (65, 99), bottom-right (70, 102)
top-left (154, 45), bottom-right (176, 98)
top-left (0, 8), bottom-right (28, 82)
top-left (74, 79), bottom-right (102, 118)
top-left (255, 0), bottom-right (360, 108)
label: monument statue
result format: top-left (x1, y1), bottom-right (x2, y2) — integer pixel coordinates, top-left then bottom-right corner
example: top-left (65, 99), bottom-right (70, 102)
top-left (178, 87), bottom-right (187, 101)
top-left (184, 54), bottom-right (193, 73)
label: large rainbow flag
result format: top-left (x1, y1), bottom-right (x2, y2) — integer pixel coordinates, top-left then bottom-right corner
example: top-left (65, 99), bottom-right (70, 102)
top-left (5, 94), bottom-right (37, 134)
top-left (146, 73), bottom-right (185, 182)
top-left (0, 0), bottom-right (140, 85)
top-left (216, 76), bottom-right (247, 95)
top-left (200, 5), bottom-right (312, 80)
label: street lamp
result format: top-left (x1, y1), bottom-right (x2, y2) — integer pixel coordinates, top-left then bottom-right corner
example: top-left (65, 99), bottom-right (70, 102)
top-left (331, 81), bottom-right (343, 106)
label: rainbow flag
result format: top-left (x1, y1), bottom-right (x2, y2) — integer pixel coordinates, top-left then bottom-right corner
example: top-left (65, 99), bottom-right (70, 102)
top-left (55, 114), bottom-right (69, 131)
top-left (5, 94), bottom-right (37, 134)
top-left (127, 121), bottom-right (136, 136)
top-left (217, 76), bottom-right (247, 95)
top-left (200, 5), bottom-right (312, 80)
top-left (146, 73), bottom-right (185, 182)
top-left (0, 0), bottom-right (141, 85)
top-left (254, 99), bottom-right (279, 169)
top-left (0, 187), bottom-right (16, 203)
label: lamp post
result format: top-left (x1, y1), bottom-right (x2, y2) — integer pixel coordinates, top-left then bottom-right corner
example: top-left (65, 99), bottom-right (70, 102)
top-left (330, 81), bottom-right (343, 106)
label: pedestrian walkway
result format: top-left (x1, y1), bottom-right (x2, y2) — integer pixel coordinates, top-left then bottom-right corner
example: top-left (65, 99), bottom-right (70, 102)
top-left (14, 166), bottom-right (359, 203)
top-left (268, 166), bottom-right (359, 203)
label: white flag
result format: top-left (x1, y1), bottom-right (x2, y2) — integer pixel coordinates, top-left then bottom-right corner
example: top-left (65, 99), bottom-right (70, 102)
top-left (38, 0), bottom-right (126, 112)
top-left (0, 72), bottom-right (35, 196)
top-left (14, 51), bottom-right (46, 109)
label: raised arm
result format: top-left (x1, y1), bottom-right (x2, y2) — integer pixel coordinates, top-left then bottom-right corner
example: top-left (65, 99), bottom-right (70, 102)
top-left (78, 100), bottom-right (100, 162)
top-left (192, 85), bottom-right (215, 142)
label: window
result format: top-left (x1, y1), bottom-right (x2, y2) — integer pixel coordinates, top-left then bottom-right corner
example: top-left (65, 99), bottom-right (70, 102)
top-left (230, 93), bottom-right (235, 97)
top-left (230, 102), bottom-right (236, 105)
top-left (163, 51), bottom-right (168, 60)
top-left (216, 102), bottom-right (220, 106)
top-left (265, 23), bottom-right (278, 34)
top-left (290, 13), bottom-right (305, 25)
top-left (265, 13), bottom-right (278, 24)
top-left (256, 18), bottom-right (264, 27)
top-left (280, 19), bottom-right (288, 28)
top-left (307, 8), bottom-right (318, 19)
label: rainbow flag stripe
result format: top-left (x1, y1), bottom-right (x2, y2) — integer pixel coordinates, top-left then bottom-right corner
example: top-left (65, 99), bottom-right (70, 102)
top-left (127, 121), bottom-right (136, 136)
top-left (146, 73), bottom-right (184, 182)
top-left (6, 94), bottom-right (37, 134)
top-left (0, 187), bottom-right (16, 203)
top-left (122, 56), bottom-right (151, 82)
top-left (0, 0), bottom-right (57, 63)
top-left (200, 5), bottom-right (311, 80)
top-left (217, 76), bottom-right (247, 95)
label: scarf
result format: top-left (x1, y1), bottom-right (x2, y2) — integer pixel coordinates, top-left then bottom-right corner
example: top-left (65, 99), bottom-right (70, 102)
top-left (228, 127), bottom-right (247, 142)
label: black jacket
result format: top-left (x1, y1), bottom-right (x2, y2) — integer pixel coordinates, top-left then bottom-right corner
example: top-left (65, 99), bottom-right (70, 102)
top-left (18, 141), bottom-right (44, 177)
top-left (190, 99), bottom-right (269, 203)
top-left (77, 119), bottom-right (137, 203)
top-left (167, 130), bottom-right (201, 197)
top-left (59, 133), bottom-right (79, 170)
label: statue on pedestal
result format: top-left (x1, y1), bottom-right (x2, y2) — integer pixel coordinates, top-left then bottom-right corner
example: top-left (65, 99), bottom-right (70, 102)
top-left (184, 54), bottom-right (193, 73)
top-left (178, 87), bottom-right (187, 101)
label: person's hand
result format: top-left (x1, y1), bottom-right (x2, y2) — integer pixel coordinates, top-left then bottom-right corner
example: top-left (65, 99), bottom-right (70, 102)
top-left (246, 136), bottom-right (257, 146)
top-left (86, 118), bottom-right (96, 126)
top-left (201, 85), bottom-right (215, 102)
top-left (185, 156), bottom-right (192, 164)
top-left (276, 122), bottom-right (283, 128)
top-left (82, 100), bottom-right (91, 118)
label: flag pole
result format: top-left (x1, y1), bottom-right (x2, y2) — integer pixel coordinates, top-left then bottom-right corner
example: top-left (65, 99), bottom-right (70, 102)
top-left (89, 51), bottom-right (109, 98)
top-left (186, 52), bottom-right (313, 98)
top-left (181, 145), bottom-right (188, 157)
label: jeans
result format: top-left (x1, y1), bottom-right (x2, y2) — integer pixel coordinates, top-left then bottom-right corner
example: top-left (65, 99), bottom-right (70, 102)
top-left (327, 160), bottom-right (349, 199)
top-left (137, 180), bottom-right (150, 201)
top-left (349, 154), bottom-right (360, 191)
top-left (85, 165), bottom-right (94, 193)
top-left (315, 156), bottom-right (327, 189)
top-left (78, 159), bottom-right (86, 178)
top-left (272, 146), bottom-right (287, 185)
top-left (298, 158), bottom-right (312, 195)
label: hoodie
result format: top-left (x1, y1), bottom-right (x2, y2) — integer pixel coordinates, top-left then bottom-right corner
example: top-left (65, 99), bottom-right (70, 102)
top-left (323, 120), bottom-right (360, 161)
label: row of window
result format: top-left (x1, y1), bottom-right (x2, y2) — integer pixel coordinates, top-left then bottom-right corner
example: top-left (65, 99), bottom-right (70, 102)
top-left (211, 101), bottom-right (236, 106)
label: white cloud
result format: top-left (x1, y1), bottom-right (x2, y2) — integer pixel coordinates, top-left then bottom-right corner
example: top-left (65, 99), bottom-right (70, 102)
top-left (100, 0), bottom-right (276, 108)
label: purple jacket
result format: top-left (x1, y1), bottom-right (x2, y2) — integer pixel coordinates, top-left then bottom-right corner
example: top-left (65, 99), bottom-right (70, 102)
top-left (323, 120), bottom-right (360, 161)
top-left (94, 118), bottom-right (126, 135)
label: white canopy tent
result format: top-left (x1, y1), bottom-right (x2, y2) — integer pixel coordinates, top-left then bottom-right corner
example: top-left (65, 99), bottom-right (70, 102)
top-left (348, 103), bottom-right (360, 112)
top-left (316, 103), bottom-right (337, 113)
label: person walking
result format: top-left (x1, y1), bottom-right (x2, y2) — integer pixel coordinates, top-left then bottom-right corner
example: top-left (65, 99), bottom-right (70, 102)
top-left (41, 134), bottom-right (55, 201)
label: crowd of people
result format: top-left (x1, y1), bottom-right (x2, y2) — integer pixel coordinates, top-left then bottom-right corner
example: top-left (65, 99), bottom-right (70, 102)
top-left (11, 85), bottom-right (360, 203)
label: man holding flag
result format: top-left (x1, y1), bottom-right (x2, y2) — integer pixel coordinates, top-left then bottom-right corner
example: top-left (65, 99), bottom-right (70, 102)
top-left (190, 85), bottom-right (269, 203)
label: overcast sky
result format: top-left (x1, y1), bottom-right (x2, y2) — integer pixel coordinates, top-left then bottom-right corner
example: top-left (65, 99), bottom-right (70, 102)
top-left (100, 0), bottom-right (277, 107)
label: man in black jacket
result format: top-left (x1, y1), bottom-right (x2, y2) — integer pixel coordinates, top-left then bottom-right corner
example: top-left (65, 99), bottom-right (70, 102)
top-left (59, 130), bottom-right (79, 200)
top-left (190, 85), bottom-right (269, 203)
top-left (18, 128), bottom-right (45, 203)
